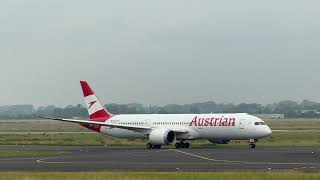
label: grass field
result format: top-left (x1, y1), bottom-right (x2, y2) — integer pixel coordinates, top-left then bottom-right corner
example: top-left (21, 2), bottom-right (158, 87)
top-left (265, 118), bottom-right (320, 130)
top-left (0, 131), bottom-right (319, 147)
top-left (0, 120), bottom-right (87, 132)
top-left (0, 118), bottom-right (319, 147)
top-left (0, 172), bottom-right (319, 180)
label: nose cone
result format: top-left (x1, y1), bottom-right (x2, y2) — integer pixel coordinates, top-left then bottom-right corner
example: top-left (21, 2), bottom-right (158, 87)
top-left (265, 126), bottom-right (272, 137)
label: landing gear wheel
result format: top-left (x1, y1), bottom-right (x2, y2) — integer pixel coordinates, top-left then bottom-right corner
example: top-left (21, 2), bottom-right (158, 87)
top-left (180, 142), bottom-right (185, 148)
top-left (249, 138), bottom-right (257, 149)
top-left (175, 141), bottom-right (190, 149)
top-left (146, 143), bottom-right (152, 149)
top-left (153, 145), bottom-right (161, 149)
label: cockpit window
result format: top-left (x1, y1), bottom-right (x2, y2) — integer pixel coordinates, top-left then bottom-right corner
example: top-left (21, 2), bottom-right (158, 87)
top-left (255, 122), bottom-right (266, 125)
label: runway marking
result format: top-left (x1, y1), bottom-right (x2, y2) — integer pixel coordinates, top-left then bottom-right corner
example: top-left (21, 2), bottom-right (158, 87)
top-left (0, 157), bottom-right (42, 161)
top-left (170, 149), bottom-right (251, 164)
top-left (0, 162), bottom-right (38, 164)
top-left (36, 149), bottom-right (172, 163)
top-left (170, 149), bottom-right (320, 166)
top-left (35, 161), bottom-right (246, 165)
top-left (171, 149), bottom-right (218, 161)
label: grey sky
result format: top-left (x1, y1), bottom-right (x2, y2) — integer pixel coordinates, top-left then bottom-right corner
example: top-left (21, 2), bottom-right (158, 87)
top-left (1, 0), bottom-right (320, 106)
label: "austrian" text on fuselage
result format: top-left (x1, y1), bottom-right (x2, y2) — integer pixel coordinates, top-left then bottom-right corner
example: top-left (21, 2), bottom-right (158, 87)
top-left (189, 116), bottom-right (236, 127)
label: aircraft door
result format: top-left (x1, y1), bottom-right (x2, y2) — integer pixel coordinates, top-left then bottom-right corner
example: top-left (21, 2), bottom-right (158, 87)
top-left (239, 119), bottom-right (246, 129)
top-left (144, 119), bottom-right (152, 127)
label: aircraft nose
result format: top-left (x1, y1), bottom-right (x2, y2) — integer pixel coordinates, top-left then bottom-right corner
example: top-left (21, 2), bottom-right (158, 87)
top-left (265, 126), bottom-right (272, 136)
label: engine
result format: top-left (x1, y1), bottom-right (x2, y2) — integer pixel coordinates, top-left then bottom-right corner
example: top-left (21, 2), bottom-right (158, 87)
top-left (149, 128), bottom-right (176, 145)
top-left (208, 139), bottom-right (230, 144)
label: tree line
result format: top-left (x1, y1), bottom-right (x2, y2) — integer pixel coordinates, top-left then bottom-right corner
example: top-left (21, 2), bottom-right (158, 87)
top-left (1, 100), bottom-right (320, 120)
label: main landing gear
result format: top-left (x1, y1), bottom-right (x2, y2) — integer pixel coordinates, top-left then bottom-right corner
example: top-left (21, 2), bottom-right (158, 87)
top-left (249, 139), bottom-right (257, 149)
top-left (146, 143), bottom-right (161, 149)
top-left (175, 141), bottom-right (190, 149)
top-left (146, 141), bottom-right (191, 149)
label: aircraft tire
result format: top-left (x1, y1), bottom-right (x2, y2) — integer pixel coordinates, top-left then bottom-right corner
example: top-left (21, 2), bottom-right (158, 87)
top-left (146, 143), bottom-right (152, 149)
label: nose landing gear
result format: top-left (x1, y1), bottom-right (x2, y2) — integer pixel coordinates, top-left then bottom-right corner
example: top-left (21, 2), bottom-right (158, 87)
top-left (249, 144), bottom-right (256, 148)
top-left (249, 139), bottom-right (257, 148)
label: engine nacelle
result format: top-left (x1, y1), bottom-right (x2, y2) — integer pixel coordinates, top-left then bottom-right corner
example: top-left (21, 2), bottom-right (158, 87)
top-left (208, 139), bottom-right (230, 144)
top-left (149, 128), bottom-right (176, 145)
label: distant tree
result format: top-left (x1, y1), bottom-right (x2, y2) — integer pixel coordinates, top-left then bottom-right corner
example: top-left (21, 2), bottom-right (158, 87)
top-left (4, 99), bottom-right (320, 119)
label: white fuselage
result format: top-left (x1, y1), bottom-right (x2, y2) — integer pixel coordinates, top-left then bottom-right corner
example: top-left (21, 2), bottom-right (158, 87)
top-left (100, 113), bottom-right (272, 141)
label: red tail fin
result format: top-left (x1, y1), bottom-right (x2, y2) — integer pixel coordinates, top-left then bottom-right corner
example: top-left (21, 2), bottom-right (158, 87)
top-left (80, 81), bottom-right (112, 122)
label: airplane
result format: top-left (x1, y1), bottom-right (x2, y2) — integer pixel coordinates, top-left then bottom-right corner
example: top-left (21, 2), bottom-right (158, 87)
top-left (43, 81), bottom-right (272, 149)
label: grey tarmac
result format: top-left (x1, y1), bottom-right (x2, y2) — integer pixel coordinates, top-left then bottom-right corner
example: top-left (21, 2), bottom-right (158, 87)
top-left (0, 146), bottom-right (319, 172)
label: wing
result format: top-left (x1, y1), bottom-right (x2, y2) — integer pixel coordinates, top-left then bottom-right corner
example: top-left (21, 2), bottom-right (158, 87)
top-left (42, 117), bottom-right (151, 132)
top-left (41, 117), bottom-right (188, 134)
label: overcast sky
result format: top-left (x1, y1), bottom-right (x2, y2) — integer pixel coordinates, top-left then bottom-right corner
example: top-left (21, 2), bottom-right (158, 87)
top-left (0, 0), bottom-right (320, 107)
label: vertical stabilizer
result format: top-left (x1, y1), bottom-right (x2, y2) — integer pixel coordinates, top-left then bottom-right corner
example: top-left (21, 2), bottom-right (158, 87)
top-left (80, 81), bottom-right (112, 122)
